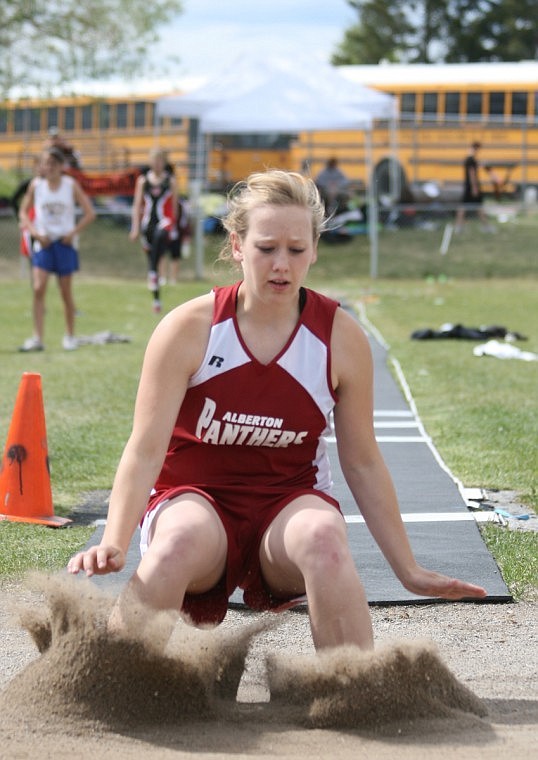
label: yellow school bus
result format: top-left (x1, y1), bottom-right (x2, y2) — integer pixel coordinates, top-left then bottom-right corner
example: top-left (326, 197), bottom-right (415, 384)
top-left (1, 62), bottom-right (537, 199)
top-left (0, 94), bottom-right (191, 193)
top-left (291, 61), bottom-right (538, 199)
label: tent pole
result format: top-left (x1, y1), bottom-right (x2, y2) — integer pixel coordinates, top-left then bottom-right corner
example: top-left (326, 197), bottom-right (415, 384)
top-left (153, 104), bottom-right (161, 147)
top-left (189, 119), bottom-right (205, 280)
top-left (389, 115), bottom-right (400, 202)
top-left (366, 129), bottom-right (378, 279)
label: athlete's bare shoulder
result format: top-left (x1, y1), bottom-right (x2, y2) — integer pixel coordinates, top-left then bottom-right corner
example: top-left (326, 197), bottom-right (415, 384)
top-left (161, 291), bottom-right (214, 327)
top-left (331, 305), bottom-right (372, 390)
top-left (146, 292), bottom-right (215, 376)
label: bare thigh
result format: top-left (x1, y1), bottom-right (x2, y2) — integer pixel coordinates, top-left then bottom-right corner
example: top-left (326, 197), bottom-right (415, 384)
top-left (57, 274), bottom-right (74, 300)
top-left (258, 494), bottom-right (347, 598)
top-left (144, 492), bottom-right (228, 594)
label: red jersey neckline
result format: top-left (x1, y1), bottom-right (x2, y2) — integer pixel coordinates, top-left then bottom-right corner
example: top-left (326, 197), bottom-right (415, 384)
top-left (230, 280), bottom-right (307, 368)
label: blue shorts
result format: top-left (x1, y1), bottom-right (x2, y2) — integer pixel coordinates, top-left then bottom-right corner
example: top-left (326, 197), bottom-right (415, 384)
top-left (32, 241), bottom-right (79, 276)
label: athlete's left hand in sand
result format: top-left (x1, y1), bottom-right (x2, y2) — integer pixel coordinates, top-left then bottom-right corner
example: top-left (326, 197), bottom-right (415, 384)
top-left (401, 565), bottom-right (487, 600)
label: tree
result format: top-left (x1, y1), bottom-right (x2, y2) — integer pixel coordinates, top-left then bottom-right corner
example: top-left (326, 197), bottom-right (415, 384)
top-left (332, 0), bottom-right (537, 64)
top-left (0, 0), bottom-right (183, 96)
top-left (406, 0), bottom-right (450, 63)
top-left (443, 0), bottom-right (538, 62)
top-left (332, 1), bottom-right (413, 64)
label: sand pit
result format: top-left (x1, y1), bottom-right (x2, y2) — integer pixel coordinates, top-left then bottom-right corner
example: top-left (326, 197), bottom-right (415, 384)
top-left (1, 574), bottom-right (536, 759)
top-left (1, 574), bottom-right (486, 732)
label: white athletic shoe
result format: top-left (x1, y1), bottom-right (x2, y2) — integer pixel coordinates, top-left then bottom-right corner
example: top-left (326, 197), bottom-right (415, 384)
top-left (152, 299), bottom-right (162, 314)
top-left (62, 335), bottom-right (78, 351)
top-left (19, 336), bottom-right (44, 352)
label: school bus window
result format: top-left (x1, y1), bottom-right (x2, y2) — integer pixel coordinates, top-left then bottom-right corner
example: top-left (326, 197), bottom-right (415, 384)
top-left (534, 92), bottom-right (538, 118)
top-left (170, 117), bottom-right (183, 127)
top-left (400, 92), bottom-right (416, 118)
top-left (489, 91), bottom-right (505, 118)
top-left (81, 104), bottom-right (93, 130)
top-left (444, 92), bottom-right (460, 117)
top-left (30, 109), bottom-right (42, 131)
top-left (117, 103), bottom-right (128, 129)
top-left (467, 92), bottom-right (482, 119)
top-left (0, 110), bottom-right (7, 134)
top-left (134, 101), bottom-right (147, 128)
top-left (99, 103), bottom-right (111, 130)
top-left (147, 103), bottom-right (155, 127)
top-left (47, 106), bottom-right (59, 131)
top-left (422, 92), bottom-right (438, 119)
top-left (64, 106), bottom-right (75, 130)
top-left (14, 109), bottom-right (27, 133)
top-left (511, 91), bottom-right (527, 118)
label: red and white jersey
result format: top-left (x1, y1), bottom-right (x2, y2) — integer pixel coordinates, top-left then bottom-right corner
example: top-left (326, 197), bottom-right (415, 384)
top-left (153, 281), bottom-right (340, 502)
top-left (141, 173), bottom-right (174, 233)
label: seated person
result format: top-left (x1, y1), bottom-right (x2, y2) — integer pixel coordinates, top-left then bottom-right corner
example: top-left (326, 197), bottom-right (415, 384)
top-left (315, 158), bottom-right (349, 214)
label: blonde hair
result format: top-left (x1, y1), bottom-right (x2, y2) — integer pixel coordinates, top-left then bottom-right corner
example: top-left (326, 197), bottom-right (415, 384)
top-left (219, 170), bottom-right (326, 261)
top-left (149, 147), bottom-right (168, 163)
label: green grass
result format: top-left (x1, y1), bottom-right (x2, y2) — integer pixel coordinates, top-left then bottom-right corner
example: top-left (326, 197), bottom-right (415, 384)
top-left (0, 210), bottom-right (536, 596)
top-left (480, 523), bottom-right (538, 600)
top-left (0, 277), bottom-right (209, 510)
top-left (0, 522), bottom-right (94, 576)
top-left (375, 208), bottom-right (538, 280)
top-left (347, 279), bottom-right (538, 508)
top-left (0, 168), bottom-right (20, 198)
top-left (307, 203), bottom-right (538, 281)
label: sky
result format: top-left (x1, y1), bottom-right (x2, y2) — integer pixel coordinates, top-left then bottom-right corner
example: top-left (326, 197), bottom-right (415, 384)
top-left (10, 0), bottom-right (355, 99)
top-left (147, 0), bottom-right (356, 87)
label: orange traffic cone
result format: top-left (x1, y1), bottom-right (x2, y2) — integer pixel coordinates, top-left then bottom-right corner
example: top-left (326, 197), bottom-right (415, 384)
top-left (0, 372), bottom-right (71, 527)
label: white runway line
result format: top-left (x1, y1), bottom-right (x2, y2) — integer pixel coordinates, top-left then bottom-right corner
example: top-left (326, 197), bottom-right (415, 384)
top-left (376, 436), bottom-right (426, 442)
top-left (345, 512), bottom-right (493, 524)
top-left (326, 408), bottom-right (426, 443)
top-left (325, 435), bottom-right (426, 443)
top-left (94, 512), bottom-right (494, 528)
top-left (374, 410), bottom-right (414, 417)
top-left (374, 421), bottom-right (420, 428)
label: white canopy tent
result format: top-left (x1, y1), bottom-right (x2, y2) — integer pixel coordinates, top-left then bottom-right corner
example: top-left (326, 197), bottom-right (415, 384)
top-left (156, 56), bottom-right (397, 278)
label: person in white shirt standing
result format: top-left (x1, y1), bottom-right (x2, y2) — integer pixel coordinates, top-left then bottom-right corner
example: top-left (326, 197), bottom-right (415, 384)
top-left (18, 146), bottom-right (95, 352)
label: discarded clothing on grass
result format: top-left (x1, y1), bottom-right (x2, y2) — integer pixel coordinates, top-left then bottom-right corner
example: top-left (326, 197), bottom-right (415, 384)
top-left (411, 323), bottom-right (527, 341)
top-left (473, 340), bottom-right (538, 362)
top-left (75, 331), bottom-right (131, 346)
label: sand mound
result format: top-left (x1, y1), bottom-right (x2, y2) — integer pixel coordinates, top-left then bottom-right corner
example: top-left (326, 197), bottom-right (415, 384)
top-left (268, 641), bottom-right (487, 728)
top-left (0, 573), bottom-right (270, 729)
top-left (0, 573), bottom-right (487, 735)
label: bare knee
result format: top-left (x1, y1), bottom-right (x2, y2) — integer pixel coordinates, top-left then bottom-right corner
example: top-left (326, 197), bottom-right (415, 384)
top-left (146, 502), bottom-right (227, 591)
top-left (261, 500), bottom-right (353, 590)
top-left (150, 521), bottom-right (208, 565)
top-left (290, 512), bottom-right (350, 577)
top-left (33, 281), bottom-right (47, 299)
top-left (58, 279), bottom-right (74, 304)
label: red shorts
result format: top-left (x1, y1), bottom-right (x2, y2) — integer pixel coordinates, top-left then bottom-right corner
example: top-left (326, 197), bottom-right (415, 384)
top-left (141, 485), bottom-right (341, 625)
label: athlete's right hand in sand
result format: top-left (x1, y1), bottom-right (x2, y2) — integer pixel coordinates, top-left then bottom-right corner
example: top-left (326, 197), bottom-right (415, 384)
top-left (67, 545), bottom-right (125, 577)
